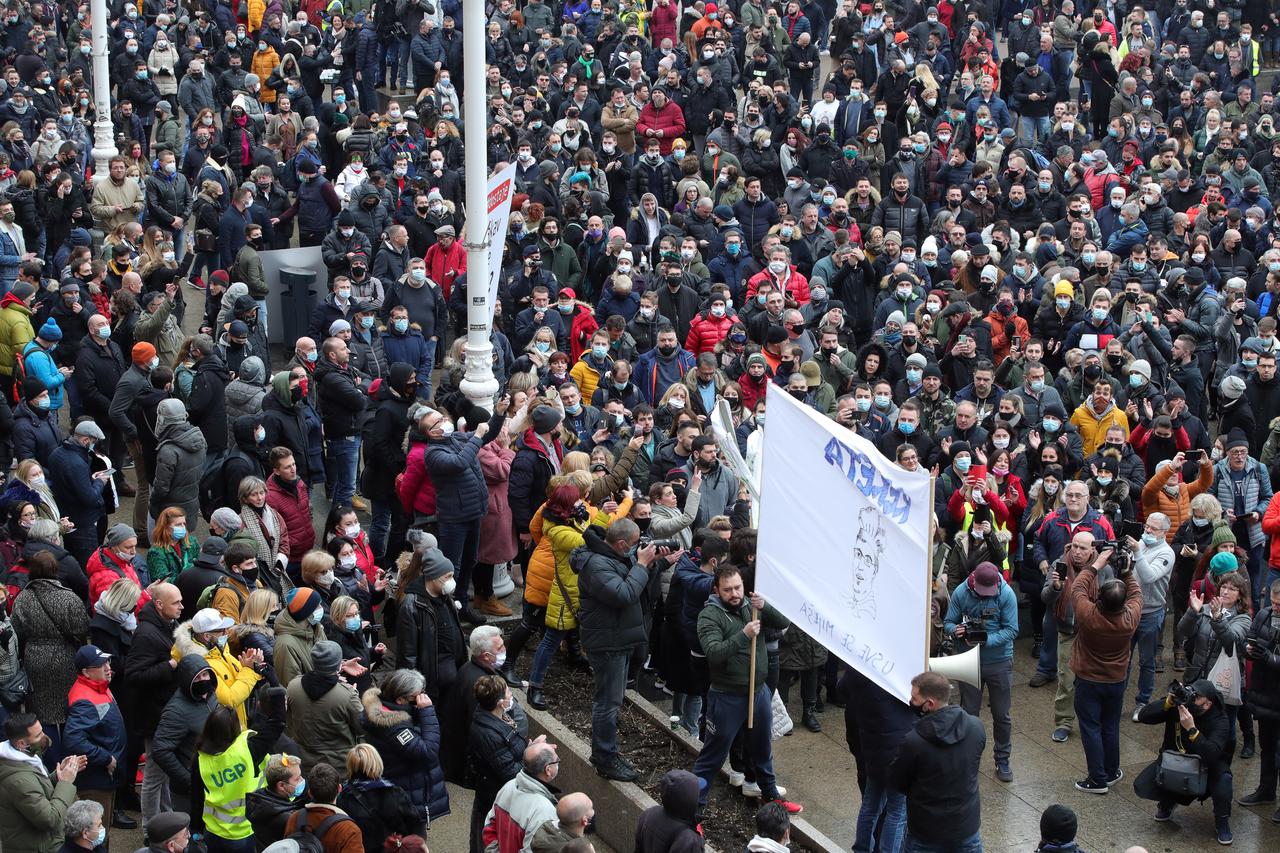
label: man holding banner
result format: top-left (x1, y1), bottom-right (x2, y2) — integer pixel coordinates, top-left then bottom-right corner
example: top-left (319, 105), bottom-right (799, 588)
top-left (691, 564), bottom-right (803, 816)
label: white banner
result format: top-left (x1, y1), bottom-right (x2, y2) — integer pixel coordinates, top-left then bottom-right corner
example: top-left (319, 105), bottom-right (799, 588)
top-left (756, 384), bottom-right (932, 703)
top-left (481, 163), bottom-right (518, 325)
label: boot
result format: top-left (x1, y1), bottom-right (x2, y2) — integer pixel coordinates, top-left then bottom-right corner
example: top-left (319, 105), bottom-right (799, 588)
top-left (1241, 732), bottom-right (1257, 759)
top-left (1031, 631), bottom-right (1043, 659)
top-left (1174, 649), bottom-right (1187, 670)
top-left (351, 495), bottom-right (370, 511)
top-left (500, 662), bottom-right (524, 687)
top-left (475, 595), bottom-right (513, 617)
top-left (526, 685), bottom-right (548, 710)
top-left (802, 704), bottom-right (822, 732)
top-left (112, 810), bottom-right (138, 829)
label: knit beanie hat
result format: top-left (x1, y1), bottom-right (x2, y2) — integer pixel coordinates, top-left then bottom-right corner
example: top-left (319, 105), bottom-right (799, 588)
top-left (286, 587), bottom-right (321, 617)
top-left (1210, 551), bottom-right (1238, 577)
top-left (38, 319), bottom-right (62, 342)
top-left (1209, 521), bottom-right (1236, 552)
top-left (311, 640), bottom-right (342, 674)
top-left (132, 341), bottom-right (158, 366)
top-left (1039, 804), bottom-right (1077, 845)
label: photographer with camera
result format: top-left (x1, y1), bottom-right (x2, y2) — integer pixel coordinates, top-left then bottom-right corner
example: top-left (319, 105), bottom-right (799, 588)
top-left (1043, 531), bottom-right (1112, 745)
top-left (1176, 568), bottom-right (1252, 756)
top-left (944, 561), bottom-right (1020, 782)
top-left (1133, 678), bottom-right (1234, 845)
top-left (574, 518), bottom-right (683, 783)
top-left (1239, 580), bottom-right (1280, 817)
top-left (1068, 540), bottom-right (1141, 795)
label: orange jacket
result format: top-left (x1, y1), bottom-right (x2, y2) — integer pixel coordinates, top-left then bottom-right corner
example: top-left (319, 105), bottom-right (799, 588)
top-left (251, 48), bottom-right (280, 103)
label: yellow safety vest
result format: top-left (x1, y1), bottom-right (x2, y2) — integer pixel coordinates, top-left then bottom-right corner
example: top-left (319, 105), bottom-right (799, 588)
top-left (960, 501), bottom-right (1012, 577)
top-left (198, 730), bottom-right (263, 840)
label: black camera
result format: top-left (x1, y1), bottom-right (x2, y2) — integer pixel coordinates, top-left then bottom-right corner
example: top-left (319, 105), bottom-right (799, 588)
top-left (640, 537), bottom-right (680, 551)
top-left (1099, 539), bottom-right (1134, 575)
top-left (960, 617), bottom-right (988, 644)
top-left (1169, 680), bottom-right (1199, 706)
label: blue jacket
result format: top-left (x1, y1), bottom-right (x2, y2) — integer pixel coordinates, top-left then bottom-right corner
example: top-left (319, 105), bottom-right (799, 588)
top-left (1032, 505), bottom-right (1113, 568)
top-left (217, 204), bottom-right (252, 269)
top-left (21, 341), bottom-right (65, 409)
top-left (63, 675), bottom-right (127, 790)
top-left (675, 554), bottom-right (715, 654)
top-left (381, 328), bottom-right (433, 393)
top-left (732, 197), bottom-right (780, 249)
top-left (423, 432), bottom-right (489, 523)
top-left (708, 252), bottom-right (752, 300)
top-left (361, 691), bottom-right (449, 821)
top-left (944, 575), bottom-right (1019, 664)
top-left (49, 438), bottom-right (105, 529)
top-left (1104, 217), bottom-right (1150, 259)
top-left (633, 346), bottom-right (696, 405)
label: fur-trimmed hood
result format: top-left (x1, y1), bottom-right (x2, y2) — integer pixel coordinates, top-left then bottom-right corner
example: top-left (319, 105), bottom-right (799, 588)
top-left (172, 619), bottom-right (211, 659)
top-left (360, 686), bottom-right (411, 729)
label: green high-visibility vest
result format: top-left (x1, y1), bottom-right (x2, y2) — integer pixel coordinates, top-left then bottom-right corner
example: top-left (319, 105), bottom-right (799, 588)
top-left (198, 730), bottom-right (262, 840)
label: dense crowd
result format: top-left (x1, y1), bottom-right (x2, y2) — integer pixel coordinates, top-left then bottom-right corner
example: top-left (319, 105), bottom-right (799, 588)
top-left (1, 0), bottom-right (1280, 850)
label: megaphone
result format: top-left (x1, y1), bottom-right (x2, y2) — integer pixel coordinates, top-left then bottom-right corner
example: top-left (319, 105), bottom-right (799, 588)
top-left (928, 645), bottom-right (982, 688)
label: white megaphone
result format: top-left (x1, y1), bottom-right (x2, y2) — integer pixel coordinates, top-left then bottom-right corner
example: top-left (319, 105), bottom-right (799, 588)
top-left (927, 645), bottom-right (982, 688)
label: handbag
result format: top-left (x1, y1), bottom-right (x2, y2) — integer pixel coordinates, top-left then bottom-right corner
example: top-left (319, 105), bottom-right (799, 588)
top-left (770, 690), bottom-right (793, 741)
top-left (0, 666), bottom-right (32, 711)
top-left (1156, 749), bottom-right (1208, 797)
top-left (1207, 644), bottom-right (1243, 706)
top-left (194, 228), bottom-right (217, 253)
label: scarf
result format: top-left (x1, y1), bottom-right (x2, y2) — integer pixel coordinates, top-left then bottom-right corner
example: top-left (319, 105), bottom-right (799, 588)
top-left (242, 504), bottom-right (281, 564)
top-left (746, 837), bottom-right (789, 853)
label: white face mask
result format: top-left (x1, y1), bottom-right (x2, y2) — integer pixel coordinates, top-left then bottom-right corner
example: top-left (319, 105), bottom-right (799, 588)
top-left (344, 522), bottom-right (360, 538)
top-left (494, 650), bottom-right (507, 668)
top-left (317, 570), bottom-right (335, 587)
top-left (441, 577), bottom-right (457, 596)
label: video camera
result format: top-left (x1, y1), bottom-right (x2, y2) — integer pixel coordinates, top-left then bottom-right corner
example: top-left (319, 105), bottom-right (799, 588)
top-left (1098, 538), bottom-right (1134, 575)
top-left (1169, 680), bottom-right (1199, 707)
top-left (960, 617), bottom-right (988, 644)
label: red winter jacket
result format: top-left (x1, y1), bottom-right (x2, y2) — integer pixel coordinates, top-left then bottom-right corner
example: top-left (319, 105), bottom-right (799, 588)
top-left (266, 475), bottom-right (315, 560)
top-left (568, 305), bottom-right (600, 362)
top-left (636, 100), bottom-right (687, 155)
top-left (684, 310), bottom-right (735, 356)
top-left (398, 440), bottom-right (438, 517)
top-left (424, 238), bottom-right (467, 300)
top-left (87, 546), bottom-right (151, 610)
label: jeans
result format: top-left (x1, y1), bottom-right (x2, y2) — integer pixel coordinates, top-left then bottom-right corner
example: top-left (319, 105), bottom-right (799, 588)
top-left (959, 659), bottom-right (1012, 763)
top-left (379, 38), bottom-right (401, 88)
top-left (370, 497), bottom-right (393, 558)
top-left (586, 649), bottom-right (630, 764)
top-left (255, 298), bottom-right (269, 340)
top-left (325, 434), bottom-right (361, 508)
top-left (1036, 609), bottom-right (1058, 679)
top-left (904, 830), bottom-right (982, 853)
top-left (672, 692), bottom-right (703, 736)
top-left (1017, 114), bottom-right (1052, 144)
top-left (397, 36), bottom-right (413, 87)
top-left (421, 338), bottom-right (437, 397)
top-left (436, 517), bottom-right (480, 607)
top-left (1075, 676), bottom-right (1126, 784)
top-left (853, 774), bottom-right (907, 853)
top-left (528, 627), bottom-right (567, 686)
top-left (692, 686), bottom-right (777, 806)
top-left (1130, 610), bottom-right (1165, 705)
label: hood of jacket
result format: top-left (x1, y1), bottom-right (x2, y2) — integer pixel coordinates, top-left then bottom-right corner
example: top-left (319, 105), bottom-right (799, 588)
top-left (172, 620), bottom-right (212, 659)
top-left (237, 355), bottom-right (267, 385)
top-left (225, 378), bottom-right (266, 411)
top-left (160, 420), bottom-right (207, 453)
top-left (917, 703), bottom-right (975, 745)
top-left (232, 414), bottom-right (262, 450)
top-left (269, 370), bottom-right (298, 409)
top-left (176, 653), bottom-right (215, 701)
top-left (360, 686), bottom-right (411, 729)
top-left (156, 398), bottom-right (189, 435)
top-left (659, 769), bottom-right (699, 826)
top-left (195, 353), bottom-right (231, 383)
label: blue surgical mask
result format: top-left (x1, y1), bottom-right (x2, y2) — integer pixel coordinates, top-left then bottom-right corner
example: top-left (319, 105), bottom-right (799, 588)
top-left (566, 402), bottom-right (582, 414)
top-left (1129, 373), bottom-right (1144, 387)
top-left (172, 525), bottom-right (187, 540)
top-left (855, 397), bottom-right (871, 412)
top-left (1097, 475), bottom-right (1113, 487)
top-left (345, 617), bottom-right (362, 632)
top-left (874, 394), bottom-right (890, 409)
top-left (898, 420), bottom-right (916, 435)
top-left (306, 350), bottom-right (318, 362)
top-left (91, 827), bottom-right (106, 847)
top-left (34, 397), bottom-right (50, 410)
top-left (1043, 418), bottom-right (1061, 432)
top-left (1192, 516), bottom-right (1209, 527)
top-left (1082, 252), bottom-right (1095, 266)
top-left (1142, 532), bottom-right (1158, 546)
top-left (294, 779), bottom-right (307, 797)
top-left (906, 368), bottom-right (922, 384)
top-left (1030, 379), bottom-right (1046, 392)
top-left (1056, 297), bottom-right (1072, 310)
top-left (535, 341), bottom-right (551, 353)
top-left (1092, 308), bottom-right (1108, 323)
top-left (592, 345), bottom-right (608, 359)
top-left (394, 319), bottom-right (409, 333)
top-left (360, 316), bottom-right (374, 329)
top-left (954, 457), bottom-right (971, 473)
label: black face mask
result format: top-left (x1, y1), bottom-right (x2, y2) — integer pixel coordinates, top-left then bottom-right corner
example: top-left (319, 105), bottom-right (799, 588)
top-left (635, 517), bottom-right (651, 533)
top-left (1083, 364), bottom-right (1102, 380)
top-left (657, 344), bottom-right (677, 357)
top-left (191, 678), bottom-right (216, 700)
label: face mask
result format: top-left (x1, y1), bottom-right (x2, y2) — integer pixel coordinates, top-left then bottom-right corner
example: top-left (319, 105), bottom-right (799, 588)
top-left (255, 427), bottom-right (266, 444)
top-left (306, 350), bottom-right (319, 362)
top-left (955, 457), bottom-right (971, 473)
top-left (727, 243), bottom-right (741, 256)
top-left (360, 316), bottom-right (375, 330)
top-left (340, 554), bottom-right (358, 571)
top-left (898, 420), bottom-right (915, 435)
top-left (172, 525), bottom-right (187, 540)
top-left (215, 634), bottom-right (229, 648)
top-left (639, 307), bottom-right (655, 319)
top-left (441, 577), bottom-right (458, 596)
top-left (34, 397), bottom-right (50, 411)
top-left (874, 394), bottom-right (890, 409)
top-left (1092, 308), bottom-right (1108, 323)
top-left (309, 606), bottom-right (325, 625)
top-left (293, 779), bottom-right (307, 798)
top-left (1192, 516), bottom-right (1209, 527)
top-left (855, 397), bottom-right (871, 412)
top-left (906, 368), bottom-right (922, 384)
top-left (1129, 373), bottom-right (1144, 388)
top-left (1192, 253), bottom-right (1205, 263)
top-left (769, 260), bottom-right (787, 276)
top-left (1043, 418), bottom-right (1060, 432)
top-left (926, 302), bottom-right (941, 314)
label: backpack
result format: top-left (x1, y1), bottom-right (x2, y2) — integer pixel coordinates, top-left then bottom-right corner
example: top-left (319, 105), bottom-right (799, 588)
top-left (196, 576), bottom-right (246, 611)
top-left (283, 813), bottom-right (354, 853)
top-left (9, 348), bottom-right (26, 404)
top-left (199, 448), bottom-right (252, 520)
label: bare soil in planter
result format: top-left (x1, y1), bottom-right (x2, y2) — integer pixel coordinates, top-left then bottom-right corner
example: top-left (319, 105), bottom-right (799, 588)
top-left (537, 660), bottom-right (817, 853)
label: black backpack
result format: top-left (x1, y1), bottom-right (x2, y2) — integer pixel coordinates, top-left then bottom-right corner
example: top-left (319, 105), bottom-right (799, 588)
top-left (284, 813), bottom-right (354, 853)
top-left (198, 448), bottom-right (253, 521)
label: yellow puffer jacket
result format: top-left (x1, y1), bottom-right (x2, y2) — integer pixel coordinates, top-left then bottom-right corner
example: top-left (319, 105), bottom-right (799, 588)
top-left (525, 495), bottom-right (633, 610)
top-left (543, 496), bottom-right (634, 630)
top-left (251, 48), bottom-right (280, 103)
top-left (0, 300), bottom-right (33, 378)
top-left (172, 620), bottom-right (262, 727)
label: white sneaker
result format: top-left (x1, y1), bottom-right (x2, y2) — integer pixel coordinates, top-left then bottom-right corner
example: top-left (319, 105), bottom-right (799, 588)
top-left (741, 782), bottom-right (786, 797)
top-left (728, 771), bottom-right (745, 787)
top-left (1132, 706), bottom-right (1142, 722)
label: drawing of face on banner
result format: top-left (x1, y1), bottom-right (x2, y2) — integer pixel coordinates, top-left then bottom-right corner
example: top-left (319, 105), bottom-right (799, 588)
top-left (849, 506), bottom-right (885, 619)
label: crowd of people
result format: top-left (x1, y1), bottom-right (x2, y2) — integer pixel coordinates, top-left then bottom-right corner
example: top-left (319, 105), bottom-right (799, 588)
top-left (0, 0), bottom-right (1278, 850)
